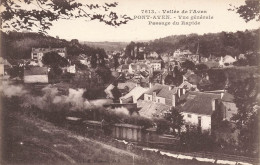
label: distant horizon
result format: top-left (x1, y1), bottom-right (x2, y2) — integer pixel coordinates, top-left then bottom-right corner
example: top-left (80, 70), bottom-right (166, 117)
top-left (78, 27), bottom-right (259, 43)
top-left (12, 26), bottom-right (259, 43)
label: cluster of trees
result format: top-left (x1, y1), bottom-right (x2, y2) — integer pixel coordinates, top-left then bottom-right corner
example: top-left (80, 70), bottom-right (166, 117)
top-left (1, 0), bottom-right (132, 34)
top-left (42, 51), bottom-right (70, 81)
top-left (125, 42), bottom-right (146, 60)
top-left (228, 77), bottom-right (259, 155)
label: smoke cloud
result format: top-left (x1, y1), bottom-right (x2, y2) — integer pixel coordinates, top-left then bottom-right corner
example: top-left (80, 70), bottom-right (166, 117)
top-left (1, 81), bottom-right (28, 97)
top-left (2, 81), bottom-right (114, 113)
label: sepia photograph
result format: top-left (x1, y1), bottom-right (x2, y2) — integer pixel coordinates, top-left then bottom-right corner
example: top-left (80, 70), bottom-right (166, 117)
top-left (0, 0), bottom-right (259, 164)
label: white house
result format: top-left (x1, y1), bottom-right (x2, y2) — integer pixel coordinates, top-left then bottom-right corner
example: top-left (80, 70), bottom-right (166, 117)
top-left (179, 91), bottom-right (221, 132)
top-left (66, 64), bottom-right (76, 74)
top-left (129, 63), bottom-right (149, 74)
top-left (149, 60), bottom-right (162, 71)
top-left (219, 55), bottom-right (237, 67)
top-left (150, 51), bottom-right (159, 58)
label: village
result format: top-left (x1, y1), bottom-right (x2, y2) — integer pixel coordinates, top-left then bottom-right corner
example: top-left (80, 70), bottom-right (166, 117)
top-left (1, 39), bottom-right (259, 164)
top-left (0, 0), bottom-right (259, 164)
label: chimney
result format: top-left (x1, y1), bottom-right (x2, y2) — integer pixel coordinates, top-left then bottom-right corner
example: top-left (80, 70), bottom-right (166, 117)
top-left (172, 95), bottom-right (176, 107)
top-left (149, 82), bottom-right (152, 88)
top-left (212, 99), bottom-right (216, 111)
top-left (152, 92), bottom-right (156, 102)
top-left (221, 92), bottom-right (224, 99)
top-left (183, 88), bottom-right (186, 95)
top-left (178, 88), bottom-right (181, 97)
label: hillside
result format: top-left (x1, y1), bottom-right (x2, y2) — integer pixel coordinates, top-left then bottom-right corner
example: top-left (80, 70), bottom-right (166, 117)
top-left (0, 31), bottom-right (106, 59)
top-left (82, 41), bottom-right (128, 51)
top-left (125, 29), bottom-right (260, 58)
top-left (2, 102), bottom-right (212, 165)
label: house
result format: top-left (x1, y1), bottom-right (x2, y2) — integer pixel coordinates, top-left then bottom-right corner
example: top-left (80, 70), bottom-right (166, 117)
top-left (173, 49), bottom-right (192, 58)
top-left (178, 81), bottom-right (198, 92)
top-left (136, 83), bottom-right (189, 119)
top-left (119, 86), bottom-right (148, 103)
top-left (129, 63), bottom-right (149, 74)
top-left (104, 81), bottom-right (137, 99)
top-left (66, 64), bottom-right (76, 73)
top-left (150, 52), bottom-right (159, 59)
top-left (219, 55), bottom-right (237, 67)
top-left (173, 49), bottom-right (182, 57)
top-left (149, 60), bottom-right (162, 71)
top-left (137, 100), bottom-right (171, 118)
top-left (0, 57), bottom-right (12, 76)
top-left (31, 47), bottom-right (67, 66)
top-left (187, 54), bottom-right (200, 63)
top-left (24, 66), bottom-right (48, 83)
top-left (143, 83), bottom-right (179, 107)
top-left (179, 91), bottom-right (221, 132)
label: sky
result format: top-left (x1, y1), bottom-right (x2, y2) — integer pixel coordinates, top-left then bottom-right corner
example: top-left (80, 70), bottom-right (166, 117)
top-left (41, 0), bottom-right (259, 42)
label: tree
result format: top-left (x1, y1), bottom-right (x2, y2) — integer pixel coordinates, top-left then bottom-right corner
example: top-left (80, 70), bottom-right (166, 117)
top-left (125, 41), bottom-right (135, 59)
top-left (42, 51), bottom-right (69, 67)
top-left (113, 54), bottom-right (119, 70)
top-left (90, 54), bottom-right (97, 68)
top-left (196, 63), bottom-right (208, 71)
top-left (181, 60), bottom-right (195, 71)
top-left (164, 107), bottom-right (184, 135)
top-left (227, 77), bottom-right (259, 155)
top-left (229, 1), bottom-right (260, 22)
top-left (172, 66), bottom-right (183, 86)
top-left (96, 66), bottom-right (112, 83)
top-left (1, 0), bottom-right (132, 34)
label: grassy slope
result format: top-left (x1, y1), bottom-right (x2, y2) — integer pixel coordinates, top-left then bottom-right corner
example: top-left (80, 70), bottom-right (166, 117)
top-left (1, 112), bottom-right (143, 165)
top-left (1, 109), bottom-right (214, 165)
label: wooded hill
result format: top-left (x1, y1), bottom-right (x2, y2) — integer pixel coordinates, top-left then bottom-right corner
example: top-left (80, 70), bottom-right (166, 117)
top-left (0, 31), bottom-right (106, 60)
top-left (125, 28), bottom-right (259, 58)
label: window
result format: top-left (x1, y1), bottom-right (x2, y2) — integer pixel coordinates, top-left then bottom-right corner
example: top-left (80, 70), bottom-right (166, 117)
top-left (187, 114), bottom-right (191, 118)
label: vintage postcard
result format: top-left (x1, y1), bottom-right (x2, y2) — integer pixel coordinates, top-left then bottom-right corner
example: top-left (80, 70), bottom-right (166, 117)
top-left (0, 0), bottom-right (259, 164)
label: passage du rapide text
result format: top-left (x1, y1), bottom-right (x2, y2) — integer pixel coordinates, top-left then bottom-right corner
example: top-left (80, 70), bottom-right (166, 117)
top-left (133, 9), bottom-right (214, 26)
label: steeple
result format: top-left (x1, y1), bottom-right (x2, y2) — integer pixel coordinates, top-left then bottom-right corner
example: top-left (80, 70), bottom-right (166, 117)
top-left (196, 39), bottom-right (201, 63)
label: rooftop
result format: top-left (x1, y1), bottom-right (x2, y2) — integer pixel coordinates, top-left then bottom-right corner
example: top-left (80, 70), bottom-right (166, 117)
top-left (179, 91), bottom-right (221, 116)
top-left (120, 86), bottom-right (148, 100)
top-left (137, 100), bottom-right (171, 118)
top-left (24, 66), bottom-right (48, 76)
top-left (145, 84), bottom-right (177, 99)
top-left (221, 92), bottom-right (235, 102)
